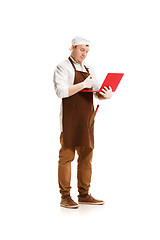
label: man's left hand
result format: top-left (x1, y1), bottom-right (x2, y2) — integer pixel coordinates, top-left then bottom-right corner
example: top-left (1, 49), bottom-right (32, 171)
top-left (99, 86), bottom-right (112, 99)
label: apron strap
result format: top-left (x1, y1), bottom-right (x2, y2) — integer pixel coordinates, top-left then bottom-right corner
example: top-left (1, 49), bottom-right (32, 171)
top-left (84, 65), bottom-right (89, 73)
top-left (68, 57), bottom-right (76, 70)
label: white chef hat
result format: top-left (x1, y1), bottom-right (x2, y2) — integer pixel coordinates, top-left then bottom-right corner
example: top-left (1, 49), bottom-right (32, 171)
top-left (71, 36), bottom-right (90, 46)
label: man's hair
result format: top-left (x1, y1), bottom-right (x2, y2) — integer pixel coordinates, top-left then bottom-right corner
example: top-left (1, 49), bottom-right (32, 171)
top-left (75, 45), bottom-right (89, 47)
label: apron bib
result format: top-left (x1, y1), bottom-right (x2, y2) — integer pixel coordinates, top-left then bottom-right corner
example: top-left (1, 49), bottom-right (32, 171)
top-left (62, 57), bottom-right (95, 149)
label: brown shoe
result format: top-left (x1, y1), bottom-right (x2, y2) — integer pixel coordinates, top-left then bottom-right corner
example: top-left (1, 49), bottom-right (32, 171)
top-left (78, 194), bottom-right (104, 205)
top-left (60, 196), bottom-right (79, 209)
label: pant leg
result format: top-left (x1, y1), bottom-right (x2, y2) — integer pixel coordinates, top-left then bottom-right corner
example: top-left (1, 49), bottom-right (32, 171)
top-left (76, 146), bottom-right (93, 195)
top-left (58, 132), bottom-right (75, 197)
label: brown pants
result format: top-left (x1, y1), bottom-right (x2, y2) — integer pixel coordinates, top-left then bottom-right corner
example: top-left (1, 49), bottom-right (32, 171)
top-left (58, 132), bottom-right (93, 197)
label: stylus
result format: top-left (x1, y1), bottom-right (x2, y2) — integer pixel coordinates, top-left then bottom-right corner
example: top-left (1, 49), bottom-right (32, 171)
top-left (95, 105), bottom-right (99, 115)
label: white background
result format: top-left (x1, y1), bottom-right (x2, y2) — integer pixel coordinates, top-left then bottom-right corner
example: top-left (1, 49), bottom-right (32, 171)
top-left (0, 0), bottom-right (160, 239)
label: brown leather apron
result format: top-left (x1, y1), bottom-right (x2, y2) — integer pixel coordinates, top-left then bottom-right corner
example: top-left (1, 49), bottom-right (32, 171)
top-left (62, 57), bottom-right (95, 149)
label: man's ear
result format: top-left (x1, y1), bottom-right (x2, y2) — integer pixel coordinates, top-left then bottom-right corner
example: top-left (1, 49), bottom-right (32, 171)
top-left (71, 45), bottom-right (75, 51)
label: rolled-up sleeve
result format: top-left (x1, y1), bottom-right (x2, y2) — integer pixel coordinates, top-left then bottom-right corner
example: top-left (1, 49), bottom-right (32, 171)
top-left (53, 64), bottom-right (69, 98)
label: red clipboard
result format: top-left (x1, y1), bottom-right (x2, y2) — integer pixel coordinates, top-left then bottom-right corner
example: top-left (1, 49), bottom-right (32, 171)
top-left (82, 73), bottom-right (124, 92)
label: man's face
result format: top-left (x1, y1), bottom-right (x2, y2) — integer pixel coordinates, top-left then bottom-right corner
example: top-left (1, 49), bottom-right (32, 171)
top-left (71, 45), bottom-right (90, 64)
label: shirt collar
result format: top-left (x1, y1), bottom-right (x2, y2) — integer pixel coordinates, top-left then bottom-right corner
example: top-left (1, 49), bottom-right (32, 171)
top-left (70, 56), bottom-right (85, 67)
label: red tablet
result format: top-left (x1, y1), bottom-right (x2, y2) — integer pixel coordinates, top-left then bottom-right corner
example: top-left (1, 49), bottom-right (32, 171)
top-left (82, 73), bottom-right (124, 92)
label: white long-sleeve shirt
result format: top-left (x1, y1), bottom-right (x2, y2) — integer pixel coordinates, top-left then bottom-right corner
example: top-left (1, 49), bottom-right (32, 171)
top-left (53, 56), bottom-right (100, 132)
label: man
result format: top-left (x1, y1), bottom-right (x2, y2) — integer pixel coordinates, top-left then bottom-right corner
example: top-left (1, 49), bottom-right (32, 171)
top-left (53, 36), bottom-right (112, 209)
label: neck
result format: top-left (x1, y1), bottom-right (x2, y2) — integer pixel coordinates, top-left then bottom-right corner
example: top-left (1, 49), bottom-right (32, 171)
top-left (70, 55), bottom-right (82, 66)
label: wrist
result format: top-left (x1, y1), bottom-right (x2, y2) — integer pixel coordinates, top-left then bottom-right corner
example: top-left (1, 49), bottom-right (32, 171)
top-left (81, 82), bottom-right (85, 89)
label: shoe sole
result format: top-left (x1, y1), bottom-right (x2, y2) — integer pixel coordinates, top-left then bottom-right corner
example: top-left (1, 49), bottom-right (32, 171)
top-left (60, 204), bottom-right (79, 209)
top-left (78, 201), bottom-right (104, 205)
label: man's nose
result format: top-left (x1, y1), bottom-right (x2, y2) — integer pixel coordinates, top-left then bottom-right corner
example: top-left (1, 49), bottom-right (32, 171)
top-left (82, 52), bottom-right (87, 57)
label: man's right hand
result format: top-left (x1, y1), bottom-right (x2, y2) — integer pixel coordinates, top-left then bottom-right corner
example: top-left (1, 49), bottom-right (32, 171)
top-left (83, 75), bottom-right (93, 89)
